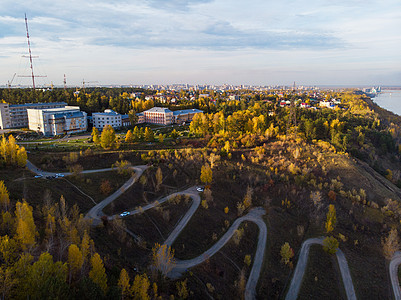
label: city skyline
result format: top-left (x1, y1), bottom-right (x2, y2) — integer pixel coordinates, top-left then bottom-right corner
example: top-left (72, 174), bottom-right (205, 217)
top-left (0, 0), bottom-right (400, 87)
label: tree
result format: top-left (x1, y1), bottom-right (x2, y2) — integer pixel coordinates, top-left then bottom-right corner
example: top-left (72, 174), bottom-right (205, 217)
top-left (100, 180), bottom-right (112, 195)
top-left (323, 236), bottom-right (339, 255)
top-left (170, 129), bottom-right (179, 139)
top-left (113, 160), bottom-right (132, 176)
top-left (131, 274), bottom-right (150, 300)
top-left (100, 125), bottom-right (118, 149)
top-left (152, 243), bottom-right (176, 277)
top-left (325, 204), bottom-right (336, 233)
top-left (125, 130), bottom-right (134, 143)
top-left (155, 167), bottom-right (163, 191)
top-left (89, 253), bottom-right (108, 294)
top-left (383, 228), bottom-right (400, 259)
top-left (91, 127), bottom-right (100, 144)
top-left (68, 244), bottom-right (83, 283)
top-left (243, 186), bottom-right (253, 209)
top-left (144, 127), bottom-right (154, 142)
top-left (0, 181), bottom-right (10, 211)
top-left (280, 242), bottom-right (294, 265)
top-left (15, 200), bottom-right (37, 251)
top-left (0, 135), bottom-right (27, 167)
top-left (176, 279), bottom-right (189, 299)
top-left (133, 126), bottom-right (140, 141)
top-left (118, 268), bottom-right (131, 299)
top-left (200, 164), bottom-right (212, 185)
top-left (158, 134), bottom-right (164, 143)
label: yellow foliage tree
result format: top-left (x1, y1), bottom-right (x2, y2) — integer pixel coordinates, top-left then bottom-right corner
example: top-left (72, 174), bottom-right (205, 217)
top-left (68, 244), bottom-right (83, 283)
top-left (0, 181), bottom-right (10, 211)
top-left (100, 125), bottom-right (118, 150)
top-left (200, 164), bottom-right (212, 185)
top-left (131, 274), bottom-right (150, 300)
top-left (325, 204), bottom-right (337, 233)
top-left (89, 253), bottom-right (108, 294)
top-left (152, 243), bottom-right (176, 277)
top-left (15, 200), bottom-right (37, 251)
top-left (118, 268), bottom-right (131, 299)
top-left (91, 127), bottom-right (100, 144)
top-left (125, 130), bottom-right (134, 143)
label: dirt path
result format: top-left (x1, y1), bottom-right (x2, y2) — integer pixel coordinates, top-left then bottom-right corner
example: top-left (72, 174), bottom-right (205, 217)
top-left (285, 237), bottom-right (356, 300)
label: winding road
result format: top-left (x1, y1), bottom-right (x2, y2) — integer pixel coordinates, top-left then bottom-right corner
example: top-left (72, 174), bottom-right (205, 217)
top-left (285, 237), bottom-right (356, 300)
top-left (390, 251), bottom-right (401, 300)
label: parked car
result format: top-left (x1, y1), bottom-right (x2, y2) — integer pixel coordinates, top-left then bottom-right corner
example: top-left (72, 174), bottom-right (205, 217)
top-left (196, 187), bottom-right (204, 192)
top-left (55, 173), bottom-right (65, 178)
top-left (120, 211), bottom-right (130, 217)
top-left (34, 174), bottom-right (43, 178)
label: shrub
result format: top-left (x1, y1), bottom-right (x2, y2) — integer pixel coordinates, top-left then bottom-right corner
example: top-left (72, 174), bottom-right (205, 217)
top-left (323, 236), bottom-right (339, 255)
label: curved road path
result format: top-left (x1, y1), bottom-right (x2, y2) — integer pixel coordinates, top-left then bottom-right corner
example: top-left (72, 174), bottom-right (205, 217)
top-left (390, 251), bottom-right (401, 300)
top-left (285, 237), bottom-right (356, 300)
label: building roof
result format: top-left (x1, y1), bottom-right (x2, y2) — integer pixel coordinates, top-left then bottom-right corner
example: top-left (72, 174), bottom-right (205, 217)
top-left (172, 109), bottom-right (203, 116)
top-left (27, 106), bottom-right (81, 114)
top-left (145, 107), bottom-right (173, 113)
top-left (92, 109), bottom-right (120, 117)
top-left (51, 111), bottom-right (86, 119)
top-left (10, 102), bottom-right (67, 108)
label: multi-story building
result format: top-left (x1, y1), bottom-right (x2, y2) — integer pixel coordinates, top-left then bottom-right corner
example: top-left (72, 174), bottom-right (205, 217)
top-left (143, 107), bottom-right (174, 125)
top-left (173, 109), bottom-right (203, 124)
top-left (27, 106), bottom-right (87, 136)
top-left (0, 102), bottom-right (67, 129)
top-left (0, 103), bottom-right (11, 129)
top-left (92, 109), bottom-right (122, 130)
top-left (136, 112), bottom-right (145, 124)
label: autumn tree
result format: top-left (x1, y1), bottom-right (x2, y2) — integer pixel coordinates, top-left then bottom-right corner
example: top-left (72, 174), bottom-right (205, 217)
top-left (113, 160), bottom-right (132, 176)
top-left (323, 236), bottom-right (339, 255)
top-left (280, 242), bottom-right (294, 265)
top-left (176, 279), bottom-right (189, 299)
top-left (170, 129), bottom-right (179, 139)
top-left (118, 268), bottom-right (131, 299)
top-left (0, 135), bottom-right (27, 167)
top-left (0, 181), bottom-right (10, 211)
top-left (91, 127), bottom-right (100, 144)
top-left (131, 274), bottom-right (150, 300)
top-left (144, 127), bottom-right (154, 142)
top-left (243, 186), bottom-right (253, 209)
top-left (125, 130), bottom-right (134, 143)
top-left (152, 243), bottom-right (176, 277)
top-left (15, 200), bottom-right (37, 251)
top-left (155, 167), bottom-right (163, 191)
top-left (100, 125), bottom-right (118, 149)
top-left (100, 180), bottom-right (112, 195)
top-left (68, 244), bottom-right (83, 283)
top-left (383, 228), bottom-right (400, 259)
top-left (325, 204), bottom-right (336, 233)
top-left (200, 164), bottom-right (212, 186)
top-left (158, 134), bottom-right (164, 143)
top-left (89, 253), bottom-right (108, 294)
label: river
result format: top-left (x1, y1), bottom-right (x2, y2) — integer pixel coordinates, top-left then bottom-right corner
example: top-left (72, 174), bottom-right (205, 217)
top-left (372, 90), bottom-right (401, 116)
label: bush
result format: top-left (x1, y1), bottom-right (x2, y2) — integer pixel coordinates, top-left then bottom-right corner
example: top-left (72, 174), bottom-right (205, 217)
top-left (323, 236), bottom-right (339, 255)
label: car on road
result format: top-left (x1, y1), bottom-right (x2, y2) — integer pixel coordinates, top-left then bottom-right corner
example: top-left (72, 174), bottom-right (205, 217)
top-left (120, 211), bottom-right (130, 217)
top-left (196, 187), bottom-right (204, 192)
top-left (34, 174), bottom-right (43, 178)
top-left (55, 173), bottom-right (65, 178)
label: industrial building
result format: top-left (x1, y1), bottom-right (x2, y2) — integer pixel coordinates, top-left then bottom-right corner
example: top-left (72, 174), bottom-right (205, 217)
top-left (27, 106), bottom-right (87, 136)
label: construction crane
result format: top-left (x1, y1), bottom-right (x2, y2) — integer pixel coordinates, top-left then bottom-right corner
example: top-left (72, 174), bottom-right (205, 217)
top-left (81, 79), bottom-right (98, 92)
top-left (17, 14), bottom-right (46, 89)
top-left (7, 73), bottom-right (16, 90)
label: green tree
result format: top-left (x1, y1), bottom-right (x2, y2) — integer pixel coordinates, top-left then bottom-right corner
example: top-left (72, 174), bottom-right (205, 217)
top-left (325, 204), bottom-right (337, 233)
top-left (89, 253), bottom-right (108, 294)
top-left (91, 127), bottom-right (100, 144)
top-left (200, 164), bottom-right (213, 185)
top-left (100, 125), bottom-right (118, 149)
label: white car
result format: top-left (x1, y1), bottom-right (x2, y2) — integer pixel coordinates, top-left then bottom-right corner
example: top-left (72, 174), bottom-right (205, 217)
top-left (34, 174), bottom-right (43, 178)
top-left (55, 173), bottom-right (65, 178)
top-left (196, 187), bottom-right (204, 192)
top-left (120, 211), bottom-right (130, 217)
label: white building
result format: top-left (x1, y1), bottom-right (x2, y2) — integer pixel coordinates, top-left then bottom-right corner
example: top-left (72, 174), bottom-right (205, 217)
top-left (0, 102), bottom-right (67, 129)
top-left (27, 106), bottom-right (87, 136)
top-left (92, 109), bottom-right (122, 130)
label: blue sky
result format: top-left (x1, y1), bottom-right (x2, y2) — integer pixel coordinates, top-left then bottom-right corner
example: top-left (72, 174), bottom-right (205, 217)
top-left (0, 0), bottom-right (400, 86)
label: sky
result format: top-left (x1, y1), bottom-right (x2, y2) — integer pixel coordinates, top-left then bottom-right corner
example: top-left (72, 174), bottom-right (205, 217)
top-left (0, 0), bottom-right (400, 87)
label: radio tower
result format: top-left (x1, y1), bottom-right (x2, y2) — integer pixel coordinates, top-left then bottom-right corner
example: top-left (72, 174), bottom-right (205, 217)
top-left (18, 14), bottom-right (46, 89)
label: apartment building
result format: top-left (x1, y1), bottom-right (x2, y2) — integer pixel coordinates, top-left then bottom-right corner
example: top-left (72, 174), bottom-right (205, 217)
top-left (92, 109), bottom-right (122, 130)
top-left (0, 102), bottom-right (67, 129)
top-left (27, 106), bottom-right (87, 136)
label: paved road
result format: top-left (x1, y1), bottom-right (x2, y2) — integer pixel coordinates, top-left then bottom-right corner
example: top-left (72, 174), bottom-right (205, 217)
top-left (167, 207), bottom-right (267, 300)
top-left (85, 165), bottom-right (148, 223)
top-left (285, 237), bottom-right (356, 300)
top-left (389, 251), bottom-right (401, 300)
